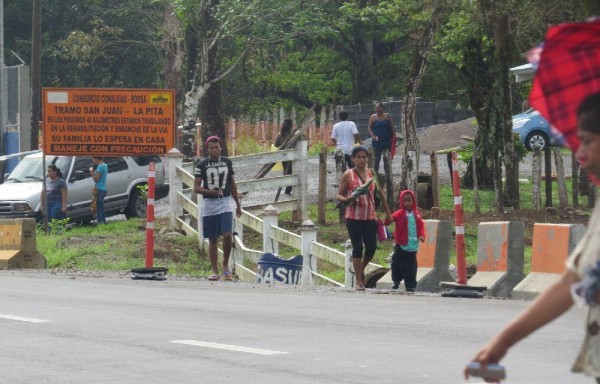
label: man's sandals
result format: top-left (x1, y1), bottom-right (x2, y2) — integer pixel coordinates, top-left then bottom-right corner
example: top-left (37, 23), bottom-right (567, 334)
top-left (207, 271), bottom-right (236, 282)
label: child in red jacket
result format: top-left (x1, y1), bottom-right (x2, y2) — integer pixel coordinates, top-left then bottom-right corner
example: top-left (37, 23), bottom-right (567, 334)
top-left (385, 190), bottom-right (425, 291)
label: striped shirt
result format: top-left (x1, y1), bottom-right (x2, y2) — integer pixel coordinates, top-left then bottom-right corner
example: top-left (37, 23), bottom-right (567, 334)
top-left (344, 169), bottom-right (376, 221)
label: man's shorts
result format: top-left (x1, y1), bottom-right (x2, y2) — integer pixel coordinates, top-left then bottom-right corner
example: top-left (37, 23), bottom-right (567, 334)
top-left (202, 212), bottom-right (233, 240)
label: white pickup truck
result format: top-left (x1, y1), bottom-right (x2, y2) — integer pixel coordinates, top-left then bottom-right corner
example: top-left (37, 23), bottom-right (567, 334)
top-left (0, 152), bottom-right (169, 222)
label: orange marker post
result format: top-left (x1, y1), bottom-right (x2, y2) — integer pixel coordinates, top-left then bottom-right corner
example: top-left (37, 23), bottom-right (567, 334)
top-left (452, 152), bottom-right (467, 284)
top-left (145, 162), bottom-right (156, 268)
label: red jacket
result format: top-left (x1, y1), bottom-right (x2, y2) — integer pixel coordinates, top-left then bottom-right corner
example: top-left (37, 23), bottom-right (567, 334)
top-left (386, 190), bottom-right (425, 246)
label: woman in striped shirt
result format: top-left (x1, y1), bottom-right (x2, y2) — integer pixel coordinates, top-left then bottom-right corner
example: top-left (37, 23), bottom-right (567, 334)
top-left (337, 146), bottom-right (391, 291)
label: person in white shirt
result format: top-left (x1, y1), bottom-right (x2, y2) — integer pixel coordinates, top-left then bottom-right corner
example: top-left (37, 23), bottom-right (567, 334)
top-left (331, 110), bottom-right (360, 169)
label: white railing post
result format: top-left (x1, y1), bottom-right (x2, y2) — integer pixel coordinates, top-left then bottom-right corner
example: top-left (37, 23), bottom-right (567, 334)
top-left (196, 194), bottom-right (204, 252)
top-left (167, 148), bottom-right (184, 229)
top-left (262, 205), bottom-right (280, 254)
top-left (232, 216), bottom-right (244, 267)
top-left (300, 220), bottom-right (317, 285)
top-left (234, 218), bottom-right (244, 242)
top-left (296, 138), bottom-right (309, 222)
top-left (344, 239), bottom-right (354, 288)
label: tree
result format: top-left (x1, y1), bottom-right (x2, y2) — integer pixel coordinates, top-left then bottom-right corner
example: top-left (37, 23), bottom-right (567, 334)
top-left (400, 0), bottom-right (450, 192)
top-left (55, 0), bottom-right (166, 88)
top-left (173, 0), bottom-right (327, 151)
top-left (438, 0), bottom-right (589, 209)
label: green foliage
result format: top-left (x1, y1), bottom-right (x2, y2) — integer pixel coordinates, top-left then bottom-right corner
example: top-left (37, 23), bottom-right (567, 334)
top-left (513, 134), bottom-right (529, 161)
top-left (227, 134), bottom-right (264, 156)
top-left (136, 184), bottom-right (149, 201)
top-left (308, 142), bottom-right (334, 157)
top-left (437, 178), bottom-right (578, 212)
top-left (37, 219), bottom-right (209, 276)
top-left (457, 135), bottom-right (528, 166)
top-left (4, 0), bottom-right (165, 88)
top-left (39, 217), bottom-right (71, 236)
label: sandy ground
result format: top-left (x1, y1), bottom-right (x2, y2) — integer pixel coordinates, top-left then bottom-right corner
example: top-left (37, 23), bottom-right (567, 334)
top-left (402, 117), bottom-right (478, 154)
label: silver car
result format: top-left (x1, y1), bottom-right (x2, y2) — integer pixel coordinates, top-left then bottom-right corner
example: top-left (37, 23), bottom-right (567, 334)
top-left (0, 153), bottom-right (169, 222)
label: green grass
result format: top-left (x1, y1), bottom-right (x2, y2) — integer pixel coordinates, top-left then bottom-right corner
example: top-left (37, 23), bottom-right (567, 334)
top-left (437, 178), bottom-right (577, 212)
top-left (37, 219), bottom-right (211, 277)
top-left (35, 176), bottom-right (592, 283)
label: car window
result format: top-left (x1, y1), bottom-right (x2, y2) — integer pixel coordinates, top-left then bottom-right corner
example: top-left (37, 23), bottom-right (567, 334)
top-left (71, 157), bottom-right (94, 181)
top-left (132, 156), bottom-right (162, 166)
top-left (105, 157), bottom-right (129, 173)
top-left (7, 156), bottom-right (71, 182)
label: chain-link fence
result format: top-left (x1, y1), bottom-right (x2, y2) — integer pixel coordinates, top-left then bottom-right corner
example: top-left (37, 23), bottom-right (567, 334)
top-left (0, 64), bottom-right (31, 174)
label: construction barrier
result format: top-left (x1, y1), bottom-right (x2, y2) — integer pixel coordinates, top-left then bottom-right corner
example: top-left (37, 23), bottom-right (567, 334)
top-left (467, 221), bottom-right (525, 298)
top-left (0, 218), bottom-right (46, 269)
top-left (512, 223), bottom-right (586, 300)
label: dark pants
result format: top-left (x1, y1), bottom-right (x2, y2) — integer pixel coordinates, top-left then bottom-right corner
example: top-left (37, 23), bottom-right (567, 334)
top-left (346, 219), bottom-right (377, 259)
top-left (372, 145), bottom-right (390, 173)
top-left (391, 245), bottom-right (418, 291)
top-left (47, 200), bottom-right (65, 221)
top-left (344, 154), bottom-right (354, 170)
top-left (96, 189), bottom-right (107, 224)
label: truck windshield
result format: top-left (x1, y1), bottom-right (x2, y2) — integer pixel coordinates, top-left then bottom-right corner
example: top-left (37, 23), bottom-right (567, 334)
top-left (5, 157), bottom-right (72, 183)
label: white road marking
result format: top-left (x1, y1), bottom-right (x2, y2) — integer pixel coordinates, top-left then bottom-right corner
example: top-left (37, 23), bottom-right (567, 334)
top-left (171, 340), bottom-right (288, 355)
top-left (0, 314), bottom-right (49, 323)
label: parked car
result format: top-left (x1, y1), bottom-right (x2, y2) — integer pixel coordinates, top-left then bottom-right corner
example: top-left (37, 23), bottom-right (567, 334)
top-left (0, 153), bottom-right (169, 222)
top-left (512, 109), bottom-right (565, 151)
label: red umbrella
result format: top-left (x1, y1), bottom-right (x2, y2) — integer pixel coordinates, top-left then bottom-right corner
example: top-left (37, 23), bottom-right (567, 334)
top-left (528, 18), bottom-right (600, 152)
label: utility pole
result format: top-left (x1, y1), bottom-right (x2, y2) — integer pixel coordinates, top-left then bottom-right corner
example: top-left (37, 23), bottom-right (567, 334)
top-left (31, 0), bottom-right (41, 150)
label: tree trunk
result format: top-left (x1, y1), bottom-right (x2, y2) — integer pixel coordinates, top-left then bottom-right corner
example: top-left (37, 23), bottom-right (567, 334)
top-left (495, 13), bottom-right (519, 208)
top-left (472, 152), bottom-right (480, 214)
top-left (401, 2), bottom-right (447, 193)
top-left (554, 147), bottom-right (568, 208)
top-left (545, 148), bottom-right (553, 207)
top-left (161, 4), bottom-right (186, 117)
top-left (348, 37), bottom-right (376, 103)
top-left (572, 152), bottom-right (579, 207)
top-left (460, 38), bottom-right (497, 190)
top-left (181, 0), bottom-right (248, 150)
top-left (532, 149), bottom-right (542, 210)
top-left (200, 82), bottom-right (226, 155)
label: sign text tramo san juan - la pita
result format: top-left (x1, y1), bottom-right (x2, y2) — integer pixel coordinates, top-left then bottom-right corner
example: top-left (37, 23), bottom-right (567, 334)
top-left (42, 88), bottom-right (176, 156)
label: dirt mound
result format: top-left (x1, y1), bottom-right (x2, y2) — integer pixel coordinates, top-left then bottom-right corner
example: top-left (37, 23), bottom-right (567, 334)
top-left (399, 118), bottom-right (478, 154)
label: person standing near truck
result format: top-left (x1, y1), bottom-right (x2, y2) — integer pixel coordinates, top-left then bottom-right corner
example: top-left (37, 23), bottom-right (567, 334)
top-left (90, 157), bottom-right (108, 224)
top-left (40, 164), bottom-right (67, 221)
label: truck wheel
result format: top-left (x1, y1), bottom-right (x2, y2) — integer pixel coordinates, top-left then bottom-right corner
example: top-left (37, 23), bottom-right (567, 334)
top-left (125, 189), bottom-right (147, 219)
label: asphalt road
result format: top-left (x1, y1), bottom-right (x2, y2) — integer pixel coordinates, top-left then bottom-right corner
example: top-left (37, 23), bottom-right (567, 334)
top-left (0, 271), bottom-right (591, 384)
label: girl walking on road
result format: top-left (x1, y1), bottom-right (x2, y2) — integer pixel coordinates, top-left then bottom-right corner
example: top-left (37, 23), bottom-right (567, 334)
top-left (337, 146), bottom-right (391, 291)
